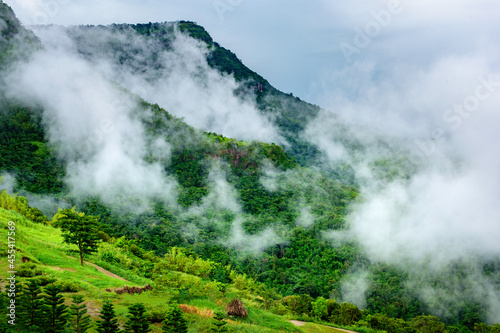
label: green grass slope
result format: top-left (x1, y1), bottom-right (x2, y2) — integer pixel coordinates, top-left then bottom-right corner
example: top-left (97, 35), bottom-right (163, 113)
top-left (0, 205), bottom-right (305, 332)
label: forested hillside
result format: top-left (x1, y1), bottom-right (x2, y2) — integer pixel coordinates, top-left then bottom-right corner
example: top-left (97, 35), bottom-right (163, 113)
top-left (1, 2), bottom-right (499, 332)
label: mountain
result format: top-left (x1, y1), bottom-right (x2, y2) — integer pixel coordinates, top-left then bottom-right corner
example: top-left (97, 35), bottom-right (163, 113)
top-left (1, 2), bottom-right (499, 332)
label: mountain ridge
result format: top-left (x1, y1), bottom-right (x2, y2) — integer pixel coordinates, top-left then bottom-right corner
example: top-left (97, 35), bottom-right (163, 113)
top-left (1, 2), bottom-right (499, 331)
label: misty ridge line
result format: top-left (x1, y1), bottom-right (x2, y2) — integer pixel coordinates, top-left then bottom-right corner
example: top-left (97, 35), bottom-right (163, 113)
top-left (2, 3), bottom-right (500, 323)
top-left (1, 20), bottom-right (298, 256)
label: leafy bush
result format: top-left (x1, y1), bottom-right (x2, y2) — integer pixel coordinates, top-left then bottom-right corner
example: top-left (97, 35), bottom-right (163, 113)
top-left (54, 280), bottom-right (79, 293)
top-left (32, 275), bottom-right (56, 286)
top-left (17, 263), bottom-right (43, 277)
top-left (145, 308), bottom-right (167, 323)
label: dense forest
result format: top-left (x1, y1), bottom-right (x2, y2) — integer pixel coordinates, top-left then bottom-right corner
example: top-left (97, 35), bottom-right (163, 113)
top-left (0, 2), bottom-right (499, 332)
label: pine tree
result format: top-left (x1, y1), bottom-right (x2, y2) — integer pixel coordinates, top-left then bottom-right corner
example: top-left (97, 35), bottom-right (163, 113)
top-left (18, 279), bottom-right (43, 331)
top-left (124, 303), bottom-right (151, 333)
top-left (209, 311), bottom-right (229, 332)
top-left (69, 295), bottom-right (92, 333)
top-left (96, 300), bottom-right (120, 333)
top-left (0, 278), bottom-right (11, 333)
top-left (162, 304), bottom-right (188, 333)
top-left (42, 284), bottom-right (69, 333)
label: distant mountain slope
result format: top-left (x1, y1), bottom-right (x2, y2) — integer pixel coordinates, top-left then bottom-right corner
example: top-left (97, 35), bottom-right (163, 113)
top-left (0, 1), bottom-right (359, 301)
top-left (60, 20), bottom-right (323, 168)
top-left (0, 2), bottom-right (40, 65)
top-left (2, 4), bottom-right (498, 330)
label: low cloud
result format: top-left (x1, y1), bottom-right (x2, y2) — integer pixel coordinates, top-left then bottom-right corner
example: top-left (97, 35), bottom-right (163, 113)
top-left (3, 32), bottom-right (179, 212)
top-left (45, 24), bottom-right (284, 145)
top-left (310, 53), bottom-right (500, 320)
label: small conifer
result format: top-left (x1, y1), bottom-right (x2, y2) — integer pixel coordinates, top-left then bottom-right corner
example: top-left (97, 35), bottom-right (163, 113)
top-left (96, 300), bottom-right (120, 333)
top-left (162, 303), bottom-right (188, 333)
top-left (69, 295), bottom-right (92, 333)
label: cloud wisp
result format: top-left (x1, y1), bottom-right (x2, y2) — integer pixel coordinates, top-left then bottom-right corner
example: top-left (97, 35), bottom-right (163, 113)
top-left (3, 29), bottom-right (179, 212)
top-left (308, 53), bottom-right (500, 321)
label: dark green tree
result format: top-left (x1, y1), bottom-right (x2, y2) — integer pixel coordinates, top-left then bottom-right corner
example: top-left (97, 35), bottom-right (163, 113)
top-left (411, 315), bottom-right (445, 333)
top-left (162, 304), bottom-right (188, 333)
top-left (42, 284), bottom-right (69, 333)
top-left (0, 279), bottom-right (11, 333)
top-left (18, 279), bottom-right (43, 331)
top-left (69, 295), bottom-right (92, 333)
top-left (209, 311), bottom-right (228, 333)
top-left (124, 303), bottom-right (151, 333)
top-left (338, 302), bottom-right (362, 326)
top-left (52, 207), bottom-right (101, 266)
top-left (96, 300), bottom-right (120, 333)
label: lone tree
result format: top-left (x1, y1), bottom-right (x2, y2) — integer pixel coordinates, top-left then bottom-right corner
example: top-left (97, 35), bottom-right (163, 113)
top-left (96, 301), bottom-right (120, 333)
top-left (53, 207), bottom-right (101, 266)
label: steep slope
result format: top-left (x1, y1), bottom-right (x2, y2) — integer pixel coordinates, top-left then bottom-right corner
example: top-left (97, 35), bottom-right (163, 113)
top-left (0, 197), bottom-right (303, 333)
top-left (0, 1), bottom-right (40, 65)
top-left (62, 21), bottom-right (324, 168)
top-left (0, 1), bottom-right (359, 302)
top-left (1, 3), bottom-right (499, 331)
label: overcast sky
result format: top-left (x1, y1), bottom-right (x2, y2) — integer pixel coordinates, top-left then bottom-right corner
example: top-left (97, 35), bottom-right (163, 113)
top-left (5, 0), bottom-right (500, 106)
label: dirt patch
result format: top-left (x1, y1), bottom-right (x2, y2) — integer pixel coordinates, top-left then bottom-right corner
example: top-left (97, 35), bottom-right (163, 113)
top-left (85, 262), bottom-right (127, 281)
top-left (289, 320), bottom-right (358, 333)
top-left (290, 320), bottom-right (306, 327)
top-left (52, 267), bottom-right (76, 272)
top-left (86, 302), bottom-right (100, 317)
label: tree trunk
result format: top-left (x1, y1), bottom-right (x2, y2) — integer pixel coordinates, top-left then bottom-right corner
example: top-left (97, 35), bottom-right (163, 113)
top-left (79, 244), bottom-right (83, 266)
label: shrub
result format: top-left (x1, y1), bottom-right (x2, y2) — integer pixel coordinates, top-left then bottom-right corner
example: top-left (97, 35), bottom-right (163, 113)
top-left (17, 263), bottom-right (43, 277)
top-left (33, 275), bottom-right (56, 286)
top-left (55, 280), bottom-right (79, 293)
top-left (146, 308), bottom-right (167, 323)
top-left (311, 297), bottom-right (328, 321)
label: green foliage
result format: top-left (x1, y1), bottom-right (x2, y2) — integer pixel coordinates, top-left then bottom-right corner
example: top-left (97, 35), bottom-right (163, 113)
top-left (337, 302), bottom-right (362, 326)
top-left (0, 189), bottom-right (49, 224)
top-left (18, 279), bottom-right (44, 331)
top-left (17, 262), bottom-right (43, 277)
top-left (53, 207), bottom-right (101, 266)
top-left (157, 247), bottom-right (213, 278)
top-left (124, 303), bottom-right (152, 333)
top-left (96, 301), bottom-right (120, 333)
top-left (1, 8), bottom-right (498, 332)
top-left (0, 102), bottom-right (65, 194)
top-left (311, 297), bottom-right (328, 321)
top-left (0, 289), bottom-right (11, 332)
top-left (146, 308), bottom-right (168, 323)
top-left (41, 284), bottom-right (69, 333)
top-left (162, 303), bottom-right (188, 333)
top-left (209, 311), bottom-right (229, 332)
top-left (411, 315), bottom-right (445, 333)
top-left (282, 294), bottom-right (313, 316)
top-left (69, 295), bottom-right (92, 333)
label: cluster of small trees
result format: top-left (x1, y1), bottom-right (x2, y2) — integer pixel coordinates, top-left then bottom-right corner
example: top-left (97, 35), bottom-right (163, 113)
top-left (0, 279), bottom-right (192, 333)
top-left (281, 294), bottom-right (500, 333)
top-left (0, 281), bottom-right (90, 332)
top-left (0, 189), bottom-right (48, 224)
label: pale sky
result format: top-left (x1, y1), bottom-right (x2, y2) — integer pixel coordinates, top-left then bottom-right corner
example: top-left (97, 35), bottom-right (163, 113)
top-left (5, 0), bottom-right (500, 107)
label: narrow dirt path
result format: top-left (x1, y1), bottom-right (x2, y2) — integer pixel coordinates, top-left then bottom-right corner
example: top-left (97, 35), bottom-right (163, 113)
top-left (85, 261), bottom-right (128, 281)
top-left (290, 320), bottom-right (306, 326)
top-left (289, 320), bottom-right (358, 333)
